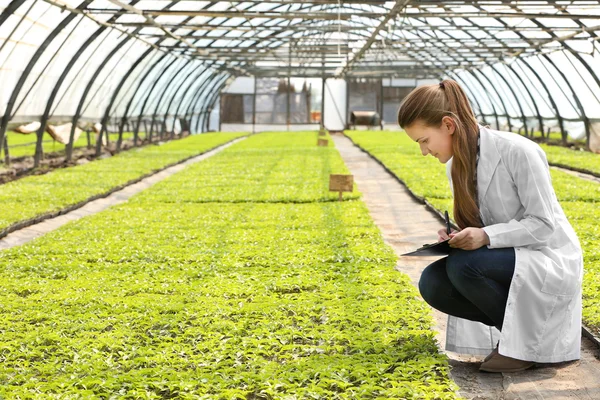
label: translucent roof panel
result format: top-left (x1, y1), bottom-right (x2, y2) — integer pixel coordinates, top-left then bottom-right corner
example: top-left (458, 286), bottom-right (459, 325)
top-left (2, 0), bottom-right (600, 141)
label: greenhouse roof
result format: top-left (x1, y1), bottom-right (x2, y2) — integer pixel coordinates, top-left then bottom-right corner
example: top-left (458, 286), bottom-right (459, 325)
top-left (6, 0), bottom-right (600, 79)
top-left (3, 0), bottom-right (600, 146)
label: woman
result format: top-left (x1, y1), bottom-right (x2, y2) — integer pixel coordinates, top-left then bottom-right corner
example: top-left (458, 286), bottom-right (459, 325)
top-left (397, 79), bottom-right (583, 373)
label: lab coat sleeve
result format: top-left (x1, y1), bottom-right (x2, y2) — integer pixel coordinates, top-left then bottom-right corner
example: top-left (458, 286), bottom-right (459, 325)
top-left (482, 144), bottom-right (556, 248)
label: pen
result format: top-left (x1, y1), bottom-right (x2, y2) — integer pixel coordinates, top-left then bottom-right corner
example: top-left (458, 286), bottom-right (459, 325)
top-left (444, 211), bottom-right (451, 236)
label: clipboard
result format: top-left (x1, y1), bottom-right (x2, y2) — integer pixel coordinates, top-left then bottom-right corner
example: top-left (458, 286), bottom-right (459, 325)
top-left (401, 239), bottom-right (451, 257)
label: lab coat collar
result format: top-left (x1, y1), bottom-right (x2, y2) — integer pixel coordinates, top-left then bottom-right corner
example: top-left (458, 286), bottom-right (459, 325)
top-left (478, 125), bottom-right (501, 201)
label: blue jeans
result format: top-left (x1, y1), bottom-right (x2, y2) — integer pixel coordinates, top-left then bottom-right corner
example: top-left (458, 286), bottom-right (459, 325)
top-left (418, 246), bottom-right (515, 331)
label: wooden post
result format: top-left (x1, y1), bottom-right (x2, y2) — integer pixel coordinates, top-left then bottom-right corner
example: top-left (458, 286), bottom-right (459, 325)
top-left (252, 77), bottom-right (257, 134)
top-left (287, 41), bottom-right (291, 131)
top-left (3, 135), bottom-right (9, 166)
top-left (318, 138), bottom-right (328, 146)
top-left (379, 79), bottom-right (384, 130)
top-left (321, 54), bottom-right (326, 131)
top-left (143, 120), bottom-right (149, 142)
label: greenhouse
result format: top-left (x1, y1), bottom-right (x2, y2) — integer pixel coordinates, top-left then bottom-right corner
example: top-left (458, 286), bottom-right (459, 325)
top-left (1, 0), bottom-right (600, 398)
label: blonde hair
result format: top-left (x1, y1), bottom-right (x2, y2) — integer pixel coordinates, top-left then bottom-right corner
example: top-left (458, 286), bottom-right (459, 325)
top-left (397, 79), bottom-right (481, 229)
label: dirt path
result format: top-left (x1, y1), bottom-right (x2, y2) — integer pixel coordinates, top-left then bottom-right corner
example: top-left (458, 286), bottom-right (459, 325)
top-left (332, 133), bottom-right (600, 400)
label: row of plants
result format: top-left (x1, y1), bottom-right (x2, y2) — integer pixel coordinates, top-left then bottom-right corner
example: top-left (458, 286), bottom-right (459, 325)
top-left (514, 131), bottom-right (600, 174)
top-left (0, 132), bottom-right (247, 235)
top-left (538, 142), bottom-right (600, 176)
top-left (519, 131), bottom-right (586, 146)
top-left (2, 131), bottom-right (138, 159)
top-left (345, 130), bottom-right (600, 336)
top-left (0, 131), bottom-right (457, 398)
top-left (139, 131), bottom-right (361, 205)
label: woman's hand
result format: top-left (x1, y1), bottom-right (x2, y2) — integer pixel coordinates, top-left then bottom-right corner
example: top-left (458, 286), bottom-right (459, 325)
top-left (437, 228), bottom-right (458, 242)
top-left (448, 227), bottom-right (490, 250)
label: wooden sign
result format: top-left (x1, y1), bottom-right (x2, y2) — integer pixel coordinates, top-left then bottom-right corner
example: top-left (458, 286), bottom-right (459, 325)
top-left (329, 174), bottom-right (354, 201)
top-left (317, 138), bottom-right (328, 147)
top-left (318, 128), bottom-right (326, 136)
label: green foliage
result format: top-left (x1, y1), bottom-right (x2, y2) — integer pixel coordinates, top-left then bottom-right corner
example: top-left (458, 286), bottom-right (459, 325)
top-left (346, 130), bottom-right (600, 336)
top-left (2, 131), bottom-right (139, 159)
top-left (137, 132), bottom-right (361, 205)
top-left (540, 143), bottom-right (600, 176)
top-left (0, 133), bottom-right (247, 232)
top-left (0, 131), bottom-right (458, 398)
top-left (531, 131), bottom-right (586, 147)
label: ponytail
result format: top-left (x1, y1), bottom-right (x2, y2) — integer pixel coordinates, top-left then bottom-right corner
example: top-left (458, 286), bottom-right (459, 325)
top-left (398, 79), bottom-right (481, 229)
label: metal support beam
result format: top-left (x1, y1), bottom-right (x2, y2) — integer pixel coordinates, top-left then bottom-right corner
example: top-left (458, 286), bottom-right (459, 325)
top-left (517, 59), bottom-right (565, 143)
top-left (337, 0), bottom-right (410, 77)
top-left (172, 68), bottom-right (209, 134)
top-left (542, 54), bottom-right (590, 146)
top-left (490, 65), bottom-right (528, 134)
top-left (504, 63), bottom-right (545, 137)
top-left (0, 0), bottom-right (91, 160)
top-left (96, 47), bottom-right (156, 155)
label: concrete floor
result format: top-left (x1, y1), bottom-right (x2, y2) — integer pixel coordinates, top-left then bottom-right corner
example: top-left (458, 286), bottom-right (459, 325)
top-left (332, 133), bottom-right (600, 400)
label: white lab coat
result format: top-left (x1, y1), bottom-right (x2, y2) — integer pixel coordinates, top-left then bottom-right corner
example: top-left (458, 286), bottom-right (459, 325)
top-left (444, 126), bottom-right (583, 363)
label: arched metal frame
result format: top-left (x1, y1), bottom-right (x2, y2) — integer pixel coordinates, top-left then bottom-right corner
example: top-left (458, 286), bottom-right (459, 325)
top-left (191, 72), bottom-right (231, 133)
top-left (170, 63), bottom-right (219, 134)
top-left (67, 33), bottom-right (139, 159)
top-left (0, 0), bottom-right (27, 27)
top-left (3, 1), bottom-right (600, 155)
top-left (452, 71), bottom-right (495, 125)
top-left (465, 70), bottom-right (501, 129)
top-left (110, 11), bottom-right (217, 147)
top-left (541, 53), bottom-right (590, 142)
top-left (96, 46), bottom-right (156, 155)
top-left (489, 65), bottom-right (528, 134)
top-left (144, 58), bottom-right (190, 140)
top-left (447, 71), bottom-right (488, 126)
top-left (0, 0), bottom-right (92, 159)
top-left (172, 65), bottom-right (221, 133)
top-left (503, 63), bottom-right (544, 137)
top-left (116, 52), bottom-right (168, 150)
top-left (517, 59), bottom-right (566, 143)
top-left (201, 75), bottom-right (231, 133)
top-left (183, 67), bottom-right (228, 133)
top-left (125, 54), bottom-right (173, 146)
top-left (35, 19), bottom-right (108, 165)
top-left (473, 69), bottom-right (512, 132)
top-left (192, 73), bottom-right (230, 134)
top-left (162, 63), bottom-right (206, 134)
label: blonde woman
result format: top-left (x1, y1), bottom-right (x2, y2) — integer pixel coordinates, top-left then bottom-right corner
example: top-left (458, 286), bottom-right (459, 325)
top-left (397, 79), bottom-right (582, 372)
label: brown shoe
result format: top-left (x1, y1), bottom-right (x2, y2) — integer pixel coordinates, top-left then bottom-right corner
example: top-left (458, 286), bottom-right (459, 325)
top-left (479, 352), bottom-right (534, 373)
top-left (483, 342), bottom-right (499, 363)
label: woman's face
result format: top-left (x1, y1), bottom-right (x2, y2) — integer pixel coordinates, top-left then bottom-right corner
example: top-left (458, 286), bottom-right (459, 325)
top-left (404, 117), bottom-right (455, 164)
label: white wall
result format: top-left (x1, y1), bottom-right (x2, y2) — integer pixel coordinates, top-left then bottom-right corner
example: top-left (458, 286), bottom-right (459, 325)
top-left (222, 77), bottom-right (255, 94)
top-left (323, 79), bottom-right (347, 131)
top-left (209, 107), bottom-right (219, 131)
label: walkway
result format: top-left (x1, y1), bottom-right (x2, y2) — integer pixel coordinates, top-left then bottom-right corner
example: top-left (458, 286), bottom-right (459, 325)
top-left (332, 133), bottom-right (600, 400)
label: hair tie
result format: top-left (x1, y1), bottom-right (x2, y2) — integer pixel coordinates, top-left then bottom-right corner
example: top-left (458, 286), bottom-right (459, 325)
top-left (439, 81), bottom-right (445, 89)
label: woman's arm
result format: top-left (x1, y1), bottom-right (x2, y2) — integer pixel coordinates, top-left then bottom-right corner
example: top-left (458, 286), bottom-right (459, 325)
top-left (482, 143), bottom-right (557, 248)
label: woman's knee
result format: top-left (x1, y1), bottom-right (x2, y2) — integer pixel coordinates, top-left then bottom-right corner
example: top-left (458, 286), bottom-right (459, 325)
top-left (418, 262), bottom-right (447, 307)
top-left (446, 248), bottom-right (483, 283)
